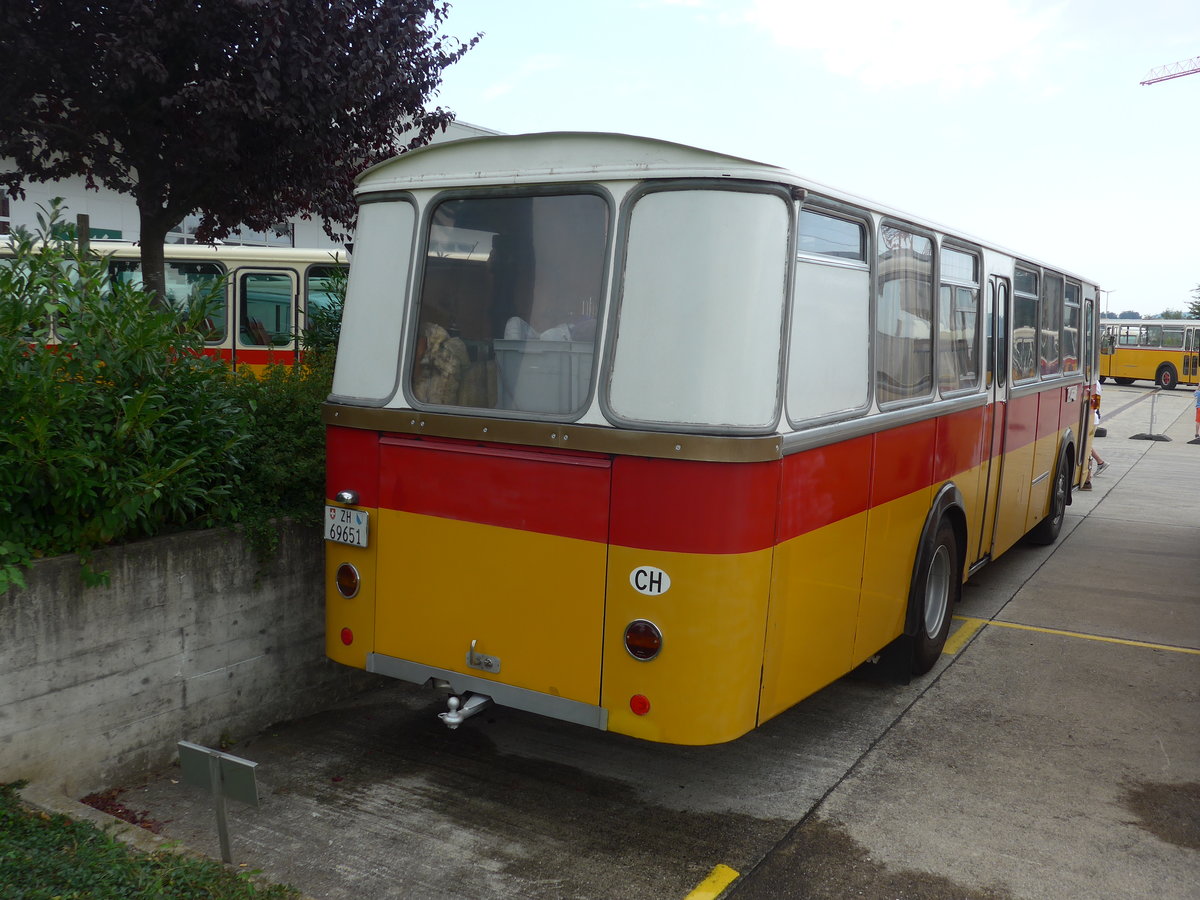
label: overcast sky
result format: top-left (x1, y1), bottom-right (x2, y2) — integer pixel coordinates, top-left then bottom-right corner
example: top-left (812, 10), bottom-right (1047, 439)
top-left (435, 0), bottom-right (1198, 317)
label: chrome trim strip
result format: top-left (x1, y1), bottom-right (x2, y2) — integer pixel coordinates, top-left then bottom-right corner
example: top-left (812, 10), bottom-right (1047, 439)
top-left (1031, 472), bottom-right (1050, 486)
top-left (781, 392), bottom-right (987, 455)
top-left (367, 653), bottom-right (610, 731)
top-left (1009, 372), bottom-right (1083, 401)
top-left (323, 403), bottom-right (784, 462)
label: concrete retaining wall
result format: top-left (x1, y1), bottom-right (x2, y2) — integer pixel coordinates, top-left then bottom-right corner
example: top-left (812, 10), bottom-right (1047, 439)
top-left (0, 524), bottom-right (380, 797)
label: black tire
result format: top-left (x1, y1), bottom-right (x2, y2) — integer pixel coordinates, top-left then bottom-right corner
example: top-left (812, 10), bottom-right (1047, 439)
top-left (1098, 375), bottom-right (1108, 384)
top-left (1028, 455), bottom-right (1069, 546)
top-left (1156, 365), bottom-right (1178, 390)
top-left (1115, 377), bottom-right (1135, 385)
top-left (910, 519), bottom-right (960, 675)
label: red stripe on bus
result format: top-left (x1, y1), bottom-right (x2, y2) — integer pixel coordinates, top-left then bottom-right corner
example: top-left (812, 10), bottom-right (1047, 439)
top-left (609, 457), bottom-right (781, 555)
top-left (377, 436), bottom-right (612, 544)
top-left (331, 384), bottom-right (1078, 554)
top-left (234, 348), bottom-right (298, 365)
top-left (326, 426), bottom-right (381, 508)
top-left (778, 436), bottom-right (871, 539)
top-left (934, 406), bottom-right (987, 484)
top-left (870, 419), bottom-right (936, 508)
top-left (1005, 392), bottom-right (1039, 448)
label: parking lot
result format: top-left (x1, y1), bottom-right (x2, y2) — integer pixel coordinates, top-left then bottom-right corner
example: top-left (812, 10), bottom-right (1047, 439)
top-left (53, 383), bottom-right (1200, 899)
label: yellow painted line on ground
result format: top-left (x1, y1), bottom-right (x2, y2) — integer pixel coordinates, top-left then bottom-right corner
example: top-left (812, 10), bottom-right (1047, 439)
top-left (685, 864), bottom-right (740, 900)
top-left (947, 615), bottom-right (1200, 655)
top-left (943, 616), bottom-right (987, 654)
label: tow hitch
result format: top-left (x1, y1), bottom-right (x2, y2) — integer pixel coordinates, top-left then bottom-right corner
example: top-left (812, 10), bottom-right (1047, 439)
top-left (438, 692), bottom-right (492, 730)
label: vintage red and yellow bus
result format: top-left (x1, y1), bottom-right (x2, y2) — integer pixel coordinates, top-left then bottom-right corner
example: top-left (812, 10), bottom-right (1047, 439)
top-left (1100, 318), bottom-right (1200, 389)
top-left (323, 133), bottom-right (1100, 745)
top-left (103, 243), bottom-right (347, 373)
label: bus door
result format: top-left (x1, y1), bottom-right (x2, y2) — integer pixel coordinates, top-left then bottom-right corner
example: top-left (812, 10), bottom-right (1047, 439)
top-left (1185, 326), bottom-right (1199, 384)
top-left (1099, 323), bottom-right (1115, 380)
top-left (973, 276), bottom-right (1009, 563)
top-left (233, 268), bottom-right (299, 370)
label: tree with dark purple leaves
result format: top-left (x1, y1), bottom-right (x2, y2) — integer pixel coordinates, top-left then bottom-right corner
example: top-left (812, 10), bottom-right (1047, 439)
top-left (0, 1), bottom-right (478, 301)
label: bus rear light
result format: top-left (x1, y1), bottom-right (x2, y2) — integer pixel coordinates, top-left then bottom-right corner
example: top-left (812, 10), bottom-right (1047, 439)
top-left (340, 628), bottom-right (354, 646)
top-left (630, 694), bottom-right (651, 716)
top-left (624, 619), bottom-right (663, 660)
top-left (335, 563), bottom-right (360, 598)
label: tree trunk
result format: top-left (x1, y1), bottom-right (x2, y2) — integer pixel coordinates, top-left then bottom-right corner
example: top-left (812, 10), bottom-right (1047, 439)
top-left (136, 206), bottom-right (175, 309)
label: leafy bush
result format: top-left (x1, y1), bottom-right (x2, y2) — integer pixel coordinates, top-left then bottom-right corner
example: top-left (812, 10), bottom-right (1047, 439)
top-left (228, 352), bottom-right (335, 556)
top-left (0, 780), bottom-right (298, 898)
top-left (0, 203), bottom-right (253, 590)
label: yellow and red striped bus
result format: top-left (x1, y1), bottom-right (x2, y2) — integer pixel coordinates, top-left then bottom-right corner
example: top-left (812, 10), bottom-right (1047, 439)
top-left (103, 243), bottom-right (347, 373)
top-left (323, 133), bottom-right (1100, 745)
top-left (1099, 318), bottom-right (1200, 389)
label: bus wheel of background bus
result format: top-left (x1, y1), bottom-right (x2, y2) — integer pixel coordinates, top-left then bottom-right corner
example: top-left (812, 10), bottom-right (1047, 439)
top-left (1027, 453), bottom-right (1070, 546)
top-left (1155, 364), bottom-right (1178, 390)
top-left (1115, 377), bottom-right (1135, 385)
top-left (1098, 375), bottom-right (1107, 383)
top-left (909, 518), bottom-right (960, 676)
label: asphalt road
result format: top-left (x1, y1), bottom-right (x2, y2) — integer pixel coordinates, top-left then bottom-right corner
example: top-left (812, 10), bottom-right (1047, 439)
top-left (70, 383), bottom-right (1200, 900)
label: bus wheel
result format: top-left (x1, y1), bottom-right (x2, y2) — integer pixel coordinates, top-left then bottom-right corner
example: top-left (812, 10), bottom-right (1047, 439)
top-left (1156, 364), bottom-right (1178, 390)
top-left (911, 519), bottom-right (959, 675)
top-left (1028, 455), bottom-right (1069, 546)
top-left (1098, 375), bottom-right (1107, 383)
top-left (1115, 377), bottom-right (1135, 385)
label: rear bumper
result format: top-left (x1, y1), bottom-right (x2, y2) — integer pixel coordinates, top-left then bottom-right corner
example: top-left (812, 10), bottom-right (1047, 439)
top-left (367, 652), bottom-right (610, 731)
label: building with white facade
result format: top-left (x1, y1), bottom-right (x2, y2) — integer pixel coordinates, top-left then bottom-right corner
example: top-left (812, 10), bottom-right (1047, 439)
top-left (1, 119), bottom-right (498, 249)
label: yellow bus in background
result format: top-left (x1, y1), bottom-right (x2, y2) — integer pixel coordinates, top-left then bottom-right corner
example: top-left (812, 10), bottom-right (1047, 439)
top-left (104, 243), bottom-right (348, 373)
top-left (1100, 319), bottom-right (1200, 389)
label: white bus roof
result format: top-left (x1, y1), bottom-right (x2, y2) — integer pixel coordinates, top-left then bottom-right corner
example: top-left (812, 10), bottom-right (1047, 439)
top-left (355, 132), bottom-right (783, 192)
top-left (354, 131), bottom-right (1099, 286)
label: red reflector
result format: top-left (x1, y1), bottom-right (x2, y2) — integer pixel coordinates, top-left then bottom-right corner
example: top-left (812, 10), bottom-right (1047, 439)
top-left (630, 694), bottom-right (651, 716)
top-left (340, 628), bottom-right (353, 646)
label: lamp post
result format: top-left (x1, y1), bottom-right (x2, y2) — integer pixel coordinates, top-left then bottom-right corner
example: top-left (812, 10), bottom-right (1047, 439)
top-left (1098, 289), bottom-right (1117, 318)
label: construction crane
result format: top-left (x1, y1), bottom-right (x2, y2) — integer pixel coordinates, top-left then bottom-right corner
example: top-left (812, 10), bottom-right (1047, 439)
top-left (1140, 55), bottom-right (1200, 85)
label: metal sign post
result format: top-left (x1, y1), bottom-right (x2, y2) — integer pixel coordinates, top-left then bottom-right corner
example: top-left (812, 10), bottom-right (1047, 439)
top-left (177, 741), bottom-right (260, 864)
top-left (1130, 389), bottom-right (1173, 442)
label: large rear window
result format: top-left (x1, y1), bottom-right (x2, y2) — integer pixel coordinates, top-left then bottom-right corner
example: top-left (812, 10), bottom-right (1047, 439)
top-left (410, 193), bottom-right (609, 416)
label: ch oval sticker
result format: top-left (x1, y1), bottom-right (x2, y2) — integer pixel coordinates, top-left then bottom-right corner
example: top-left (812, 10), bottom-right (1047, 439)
top-left (630, 566), bottom-right (671, 596)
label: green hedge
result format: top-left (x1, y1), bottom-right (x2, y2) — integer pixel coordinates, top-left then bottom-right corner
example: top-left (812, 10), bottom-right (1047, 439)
top-left (0, 203), bottom-right (337, 592)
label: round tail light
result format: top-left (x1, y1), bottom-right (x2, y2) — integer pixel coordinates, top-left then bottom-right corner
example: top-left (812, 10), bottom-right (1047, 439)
top-left (624, 619), bottom-right (663, 660)
top-left (335, 563), bottom-right (360, 598)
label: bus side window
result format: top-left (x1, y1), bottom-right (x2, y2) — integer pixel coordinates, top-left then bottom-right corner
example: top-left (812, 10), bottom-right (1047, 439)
top-left (788, 209), bottom-right (869, 423)
top-left (876, 224), bottom-right (935, 404)
top-left (240, 272), bottom-right (294, 346)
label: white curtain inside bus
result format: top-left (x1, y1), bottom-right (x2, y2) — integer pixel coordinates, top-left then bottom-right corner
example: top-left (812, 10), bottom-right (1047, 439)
top-left (609, 189), bottom-right (789, 430)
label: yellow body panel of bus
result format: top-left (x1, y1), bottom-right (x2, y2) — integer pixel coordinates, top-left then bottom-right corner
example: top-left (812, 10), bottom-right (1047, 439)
top-left (853, 485), bottom-right (934, 665)
top-left (759, 510), bottom-right (868, 723)
top-left (374, 510), bottom-right (608, 705)
top-left (601, 545), bottom-right (773, 745)
top-left (325, 522), bottom-right (378, 671)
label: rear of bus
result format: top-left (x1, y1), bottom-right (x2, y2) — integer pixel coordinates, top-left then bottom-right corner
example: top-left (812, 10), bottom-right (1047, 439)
top-left (323, 135), bottom-right (794, 745)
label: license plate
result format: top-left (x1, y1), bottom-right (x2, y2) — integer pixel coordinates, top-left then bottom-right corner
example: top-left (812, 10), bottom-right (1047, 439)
top-left (325, 505), bottom-right (368, 547)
